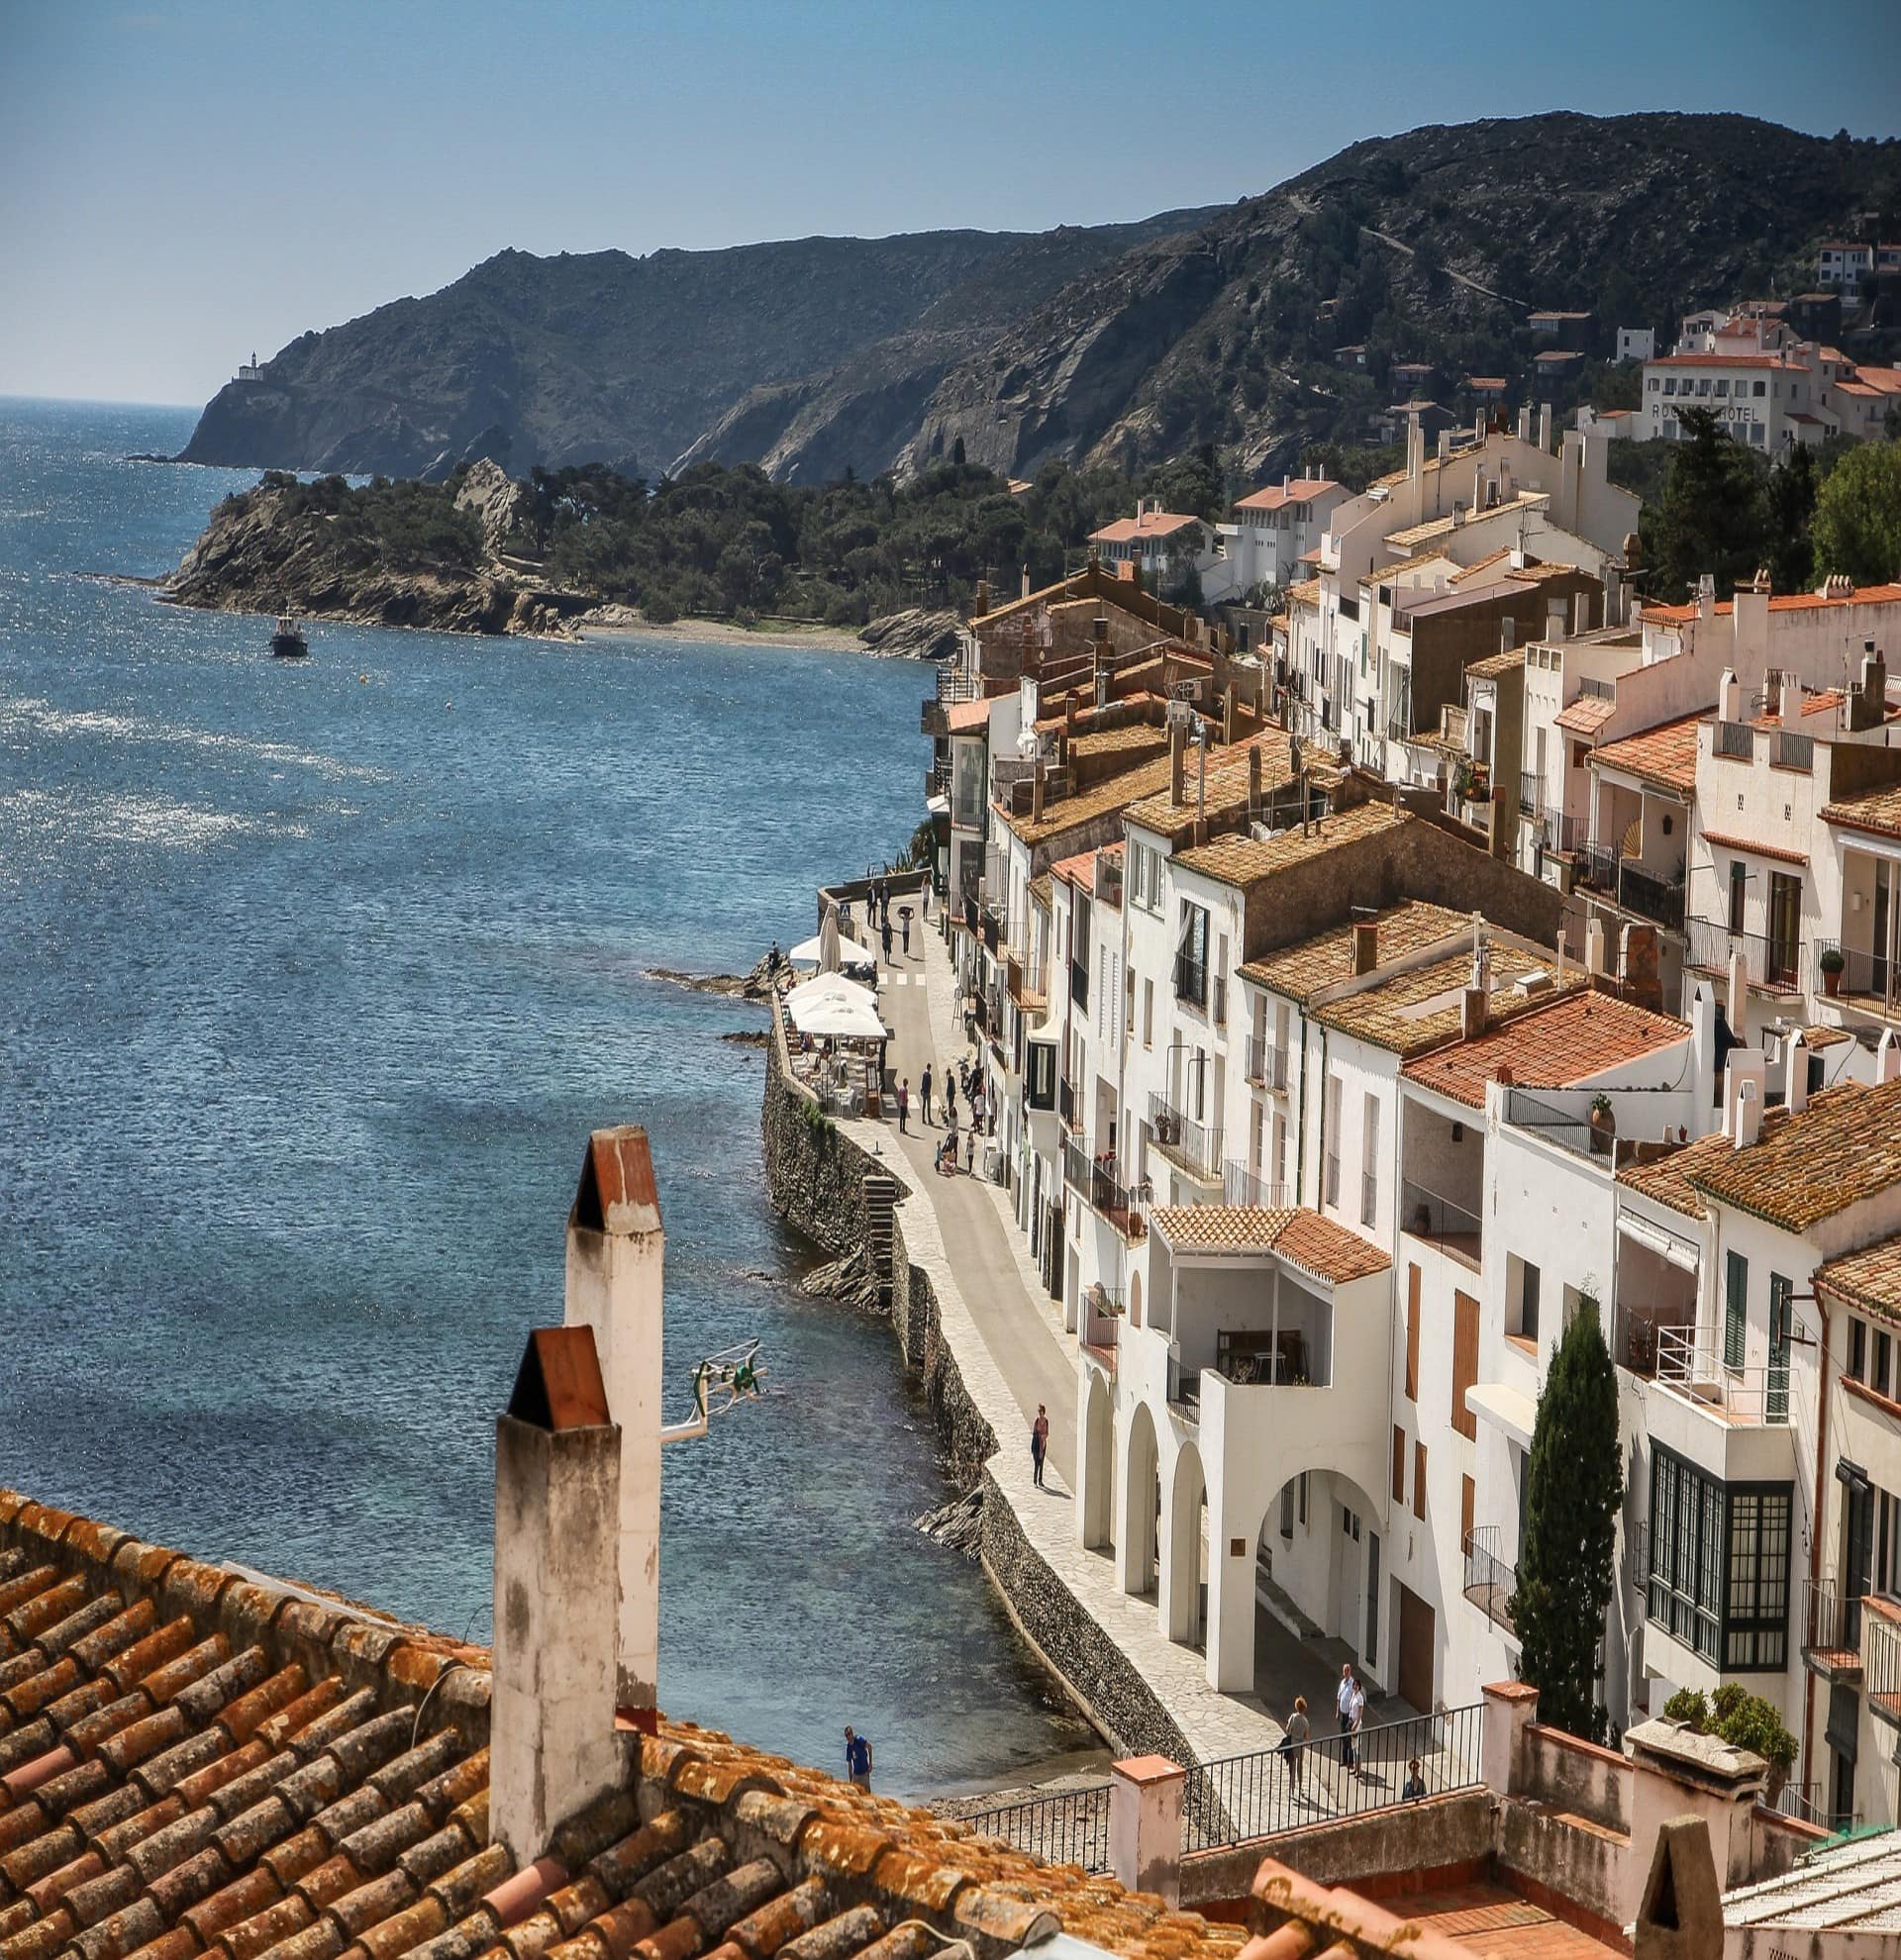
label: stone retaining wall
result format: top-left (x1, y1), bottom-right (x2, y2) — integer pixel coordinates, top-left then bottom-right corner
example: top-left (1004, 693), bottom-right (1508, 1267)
top-left (761, 1029), bottom-right (1192, 1762)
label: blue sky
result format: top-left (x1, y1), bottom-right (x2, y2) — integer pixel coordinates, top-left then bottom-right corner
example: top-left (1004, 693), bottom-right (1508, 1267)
top-left (3, 0), bottom-right (1898, 407)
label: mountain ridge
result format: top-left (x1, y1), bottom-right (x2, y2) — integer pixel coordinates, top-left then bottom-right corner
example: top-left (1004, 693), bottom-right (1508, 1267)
top-left (179, 112), bottom-right (1899, 484)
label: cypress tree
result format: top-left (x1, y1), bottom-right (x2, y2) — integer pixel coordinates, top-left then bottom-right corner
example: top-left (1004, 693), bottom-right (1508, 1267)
top-left (1511, 1297), bottom-right (1624, 1740)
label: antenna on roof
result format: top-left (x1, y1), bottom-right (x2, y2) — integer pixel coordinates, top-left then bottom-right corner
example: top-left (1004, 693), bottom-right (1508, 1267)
top-left (660, 1339), bottom-right (766, 1445)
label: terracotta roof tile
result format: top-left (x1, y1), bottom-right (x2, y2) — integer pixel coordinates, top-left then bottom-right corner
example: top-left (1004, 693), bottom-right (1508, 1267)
top-left (1234, 480), bottom-right (1337, 513)
top-left (1683, 1078), bottom-right (1901, 1229)
top-left (1239, 903), bottom-right (1467, 1003)
top-left (1817, 1233), bottom-right (1901, 1323)
top-left (1173, 800), bottom-right (1406, 891)
top-left (1553, 695), bottom-right (1617, 736)
top-left (942, 699), bottom-right (990, 736)
top-left (0, 1504), bottom-right (1244, 1960)
top-left (1318, 946), bottom-right (1582, 1059)
top-left (1824, 780), bottom-right (1901, 839)
top-left (1464, 646), bottom-right (1526, 680)
top-left (1151, 1206), bottom-right (1389, 1284)
top-left (1402, 990), bottom-right (1687, 1110)
top-left (1589, 713), bottom-right (1704, 797)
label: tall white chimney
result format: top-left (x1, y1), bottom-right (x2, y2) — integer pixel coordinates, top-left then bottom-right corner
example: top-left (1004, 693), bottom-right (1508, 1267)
top-left (491, 1325), bottom-right (627, 1871)
top-left (563, 1127), bottom-right (664, 1721)
top-left (1785, 1031), bottom-right (1810, 1117)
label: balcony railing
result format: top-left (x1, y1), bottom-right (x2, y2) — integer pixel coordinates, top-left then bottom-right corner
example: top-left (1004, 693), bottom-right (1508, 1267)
top-left (1816, 938), bottom-right (1901, 1017)
top-left (925, 757), bottom-right (950, 801)
top-left (1095, 855), bottom-right (1124, 908)
top-left (1223, 1161), bottom-right (1288, 1210)
top-left (1774, 1782), bottom-right (1860, 1835)
top-left (1868, 1610), bottom-right (1901, 1725)
top-left (1062, 1134), bottom-right (1092, 1199)
top-left (1463, 1525), bottom-right (1517, 1635)
top-left (1149, 1092), bottom-right (1222, 1179)
top-left (1619, 861), bottom-right (1687, 932)
top-left (1686, 917), bottom-right (1803, 996)
top-left (1248, 1036), bottom-right (1288, 1090)
top-left (1519, 770), bottom-right (1543, 813)
top-left (981, 904), bottom-right (1003, 958)
top-left (1537, 807), bottom-right (1579, 856)
top-left (1173, 952), bottom-right (1208, 1008)
top-left (1714, 719), bottom-right (1755, 759)
top-left (1057, 1076), bottom-right (1077, 1127)
top-left (1577, 674), bottom-right (1616, 701)
top-left (1774, 730), bottom-right (1815, 772)
top-left (1400, 1178), bottom-right (1483, 1264)
top-left (1804, 1579), bottom-right (1865, 1672)
top-left (1613, 1300), bottom-right (1695, 1378)
top-left (1070, 1139), bottom-right (1145, 1238)
top-left (962, 1783), bottom-right (1110, 1874)
top-left (1654, 1326), bottom-right (1792, 1426)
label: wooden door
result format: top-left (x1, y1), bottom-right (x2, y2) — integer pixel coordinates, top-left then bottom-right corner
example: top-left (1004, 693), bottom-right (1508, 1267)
top-left (1397, 1585), bottom-right (1435, 1715)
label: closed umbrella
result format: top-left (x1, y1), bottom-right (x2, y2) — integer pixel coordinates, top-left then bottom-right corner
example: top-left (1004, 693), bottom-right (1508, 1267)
top-left (818, 904), bottom-right (842, 974)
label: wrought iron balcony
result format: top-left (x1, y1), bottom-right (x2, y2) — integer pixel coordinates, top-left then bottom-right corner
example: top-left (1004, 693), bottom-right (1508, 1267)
top-left (1245, 1035), bottom-right (1287, 1091)
top-left (1463, 1525), bottom-right (1517, 1635)
top-left (1685, 917), bottom-right (1803, 996)
top-left (1222, 1161), bottom-right (1287, 1210)
top-left (1150, 1092), bottom-right (1222, 1180)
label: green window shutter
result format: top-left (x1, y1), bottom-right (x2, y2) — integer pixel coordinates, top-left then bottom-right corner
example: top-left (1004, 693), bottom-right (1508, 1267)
top-left (1725, 1250), bottom-right (1748, 1372)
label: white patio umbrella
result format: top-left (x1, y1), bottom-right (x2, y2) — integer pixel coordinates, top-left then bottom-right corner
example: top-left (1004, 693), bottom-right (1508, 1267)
top-left (817, 903), bottom-right (842, 974)
top-left (785, 971), bottom-right (878, 1014)
top-left (786, 993), bottom-right (888, 1040)
top-left (788, 931), bottom-right (876, 972)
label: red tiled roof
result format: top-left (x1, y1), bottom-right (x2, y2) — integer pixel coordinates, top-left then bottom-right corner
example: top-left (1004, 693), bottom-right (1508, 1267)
top-left (1589, 713), bottom-right (1703, 796)
top-left (1149, 1207), bottom-right (1390, 1284)
top-left (1089, 512), bottom-right (1203, 545)
top-left (1646, 354), bottom-right (1808, 369)
top-left (0, 1498), bottom-right (1242, 1960)
top-left (1553, 695), bottom-right (1617, 736)
top-left (1825, 782), bottom-right (1901, 839)
top-left (1402, 990), bottom-right (1687, 1110)
top-left (1699, 830), bottom-right (1809, 866)
top-left (1818, 1233), bottom-right (1901, 1324)
top-left (1235, 479), bottom-right (1337, 513)
top-left (1683, 1078), bottom-right (1901, 1230)
top-left (1640, 582), bottom-right (1901, 625)
top-left (944, 698), bottom-right (991, 735)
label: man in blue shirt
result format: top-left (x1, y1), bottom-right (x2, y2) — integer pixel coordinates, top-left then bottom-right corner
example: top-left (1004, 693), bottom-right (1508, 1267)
top-left (845, 1725), bottom-right (873, 1789)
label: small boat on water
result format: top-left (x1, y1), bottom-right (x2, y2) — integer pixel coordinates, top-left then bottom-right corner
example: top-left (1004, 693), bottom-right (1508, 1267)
top-left (269, 616), bottom-right (309, 659)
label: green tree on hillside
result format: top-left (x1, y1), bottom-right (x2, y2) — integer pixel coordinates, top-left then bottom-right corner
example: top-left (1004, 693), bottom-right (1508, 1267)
top-left (1511, 1297), bottom-right (1623, 1742)
top-left (1643, 409), bottom-right (1770, 601)
top-left (1812, 442), bottom-right (1901, 587)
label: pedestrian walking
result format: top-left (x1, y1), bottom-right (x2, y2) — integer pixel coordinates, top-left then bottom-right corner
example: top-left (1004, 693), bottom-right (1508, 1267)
top-left (844, 1726), bottom-right (873, 1790)
top-left (897, 1078), bottom-right (909, 1132)
top-left (945, 1075), bottom-right (957, 1128)
top-left (921, 1065), bottom-right (934, 1124)
top-left (1280, 1696), bottom-right (1310, 1793)
top-left (1031, 1405), bottom-right (1050, 1488)
top-left (964, 1125), bottom-right (975, 1174)
top-left (1336, 1665), bottom-right (1358, 1773)
top-left (882, 915), bottom-right (893, 962)
top-left (900, 909), bottom-right (911, 956)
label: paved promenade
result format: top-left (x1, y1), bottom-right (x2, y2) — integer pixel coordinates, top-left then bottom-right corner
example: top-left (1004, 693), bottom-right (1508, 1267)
top-left (825, 904), bottom-right (1339, 1767)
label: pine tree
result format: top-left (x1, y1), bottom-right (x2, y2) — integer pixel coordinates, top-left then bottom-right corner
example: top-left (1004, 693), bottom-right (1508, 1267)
top-left (1764, 442), bottom-right (1818, 597)
top-left (1643, 408), bottom-right (1770, 602)
top-left (1511, 1297), bottom-right (1624, 1740)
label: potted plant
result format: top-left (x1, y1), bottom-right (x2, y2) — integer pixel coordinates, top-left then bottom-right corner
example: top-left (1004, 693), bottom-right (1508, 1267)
top-left (1821, 944), bottom-right (1846, 997)
top-left (1588, 1094), bottom-right (1616, 1154)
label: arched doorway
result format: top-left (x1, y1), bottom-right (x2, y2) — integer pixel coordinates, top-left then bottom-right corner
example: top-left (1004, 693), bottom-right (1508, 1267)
top-left (1081, 1369), bottom-right (1114, 1551)
top-left (1164, 1438), bottom-right (1208, 1648)
top-left (1119, 1402), bottom-right (1159, 1598)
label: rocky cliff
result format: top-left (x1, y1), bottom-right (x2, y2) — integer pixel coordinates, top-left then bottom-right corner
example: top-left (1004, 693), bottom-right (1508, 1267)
top-left (177, 113), bottom-right (1895, 488)
top-left (179, 213), bottom-right (1215, 480)
top-left (163, 478), bottom-right (582, 637)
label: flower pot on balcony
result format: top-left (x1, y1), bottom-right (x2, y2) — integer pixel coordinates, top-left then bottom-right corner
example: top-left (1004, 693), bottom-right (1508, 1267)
top-left (1825, 967), bottom-right (1844, 998)
top-left (1589, 1097), bottom-right (1616, 1156)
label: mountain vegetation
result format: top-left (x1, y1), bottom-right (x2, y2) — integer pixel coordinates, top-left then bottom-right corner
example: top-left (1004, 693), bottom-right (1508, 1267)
top-left (179, 113), bottom-right (1901, 490)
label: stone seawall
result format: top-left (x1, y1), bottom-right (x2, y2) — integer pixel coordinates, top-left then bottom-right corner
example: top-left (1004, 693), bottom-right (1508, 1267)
top-left (761, 1029), bottom-right (1195, 1762)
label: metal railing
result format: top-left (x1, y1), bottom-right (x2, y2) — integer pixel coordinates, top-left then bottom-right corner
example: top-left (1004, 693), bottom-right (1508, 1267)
top-left (1816, 938), bottom-right (1900, 1014)
top-left (1619, 861), bottom-right (1687, 932)
top-left (1463, 1526), bottom-right (1517, 1634)
top-left (1519, 770), bottom-right (1543, 813)
top-left (1179, 1702), bottom-right (1486, 1852)
top-left (1537, 807), bottom-right (1578, 856)
top-left (935, 663), bottom-right (978, 705)
top-left (1613, 1300), bottom-right (1695, 1378)
top-left (982, 904), bottom-right (1003, 958)
top-left (1095, 854), bottom-right (1124, 908)
top-left (1223, 1161), bottom-right (1288, 1210)
top-left (1774, 1782), bottom-right (1860, 1835)
top-left (1685, 918), bottom-right (1803, 996)
top-left (1246, 1035), bottom-right (1287, 1090)
top-left (1774, 730), bottom-right (1815, 772)
top-left (1150, 1092), bottom-right (1222, 1179)
top-left (1654, 1326), bottom-right (1791, 1426)
top-left (1573, 839), bottom-right (1619, 896)
top-left (1057, 1076), bottom-right (1077, 1127)
top-left (1805, 1579), bottom-right (1864, 1663)
top-left (1070, 956), bottom-right (1089, 1012)
top-left (925, 757), bottom-right (950, 801)
top-left (1715, 719), bottom-right (1755, 759)
top-left (964, 1782), bottom-right (1112, 1872)
top-left (1868, 1611), bottom-right (1901, 1723)
top-left (1072, 1148), bottom-right (1145, 1239)
top-left (1578, 674), bottom-right (1616, 701)
top-left (1400, 1178), bottom-right (1483, 1259)
top-left (1062, 1135), bottom-right (1092, 1199)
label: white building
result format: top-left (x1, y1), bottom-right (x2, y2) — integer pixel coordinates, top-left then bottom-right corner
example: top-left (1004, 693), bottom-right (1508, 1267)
top-left (1088, 502), bottom-right (1241, 604)
top-left (1222, 477), bottom-right (1350, 596)
top-left (1616, 327), bottom-right (1656, 365)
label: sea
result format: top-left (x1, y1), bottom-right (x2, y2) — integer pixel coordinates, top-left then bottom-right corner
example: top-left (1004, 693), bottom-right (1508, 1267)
top-left (0, 397), bottom-right (1084, 1798)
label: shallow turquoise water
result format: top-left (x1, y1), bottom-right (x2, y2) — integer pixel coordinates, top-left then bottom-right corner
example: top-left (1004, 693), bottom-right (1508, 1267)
top-left (0, 398), bottom-right (1082, 1795)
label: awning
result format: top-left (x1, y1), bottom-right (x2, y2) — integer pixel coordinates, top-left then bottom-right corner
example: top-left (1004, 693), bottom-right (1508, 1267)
top-left (1617, 1210), bottom-right (1701, 1273)
top-left (1464, 1381), bottom-right (1538, 1448)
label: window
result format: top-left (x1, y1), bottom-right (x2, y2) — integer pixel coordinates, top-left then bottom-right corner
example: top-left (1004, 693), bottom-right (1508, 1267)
top-left (1851, 1317), bottom-right (1868, 1382)
top-left (1414, 1442), bottom-right (1427, 1520)
top-left (1405, 1265), bottom-right (1421, 1401)
top-left (1724, 1249), bottom-right (1749, 1372)
top-left (1879, 1330), bottom-right (1894, 1401)
top-left (1753, 380), bottom-right (1766, 398)
top-left (1026, 1040), bottom-right (1056, 1112)
top-left (1360, 1093), bottom-right (1379, 1227)
top-left (1323, 1074), bottom-right (1343, 1207)
top-left (1143, 978), bottom-right (1153, 1048)
top-left (1715, 379), bottom-right (1730, 397)
top-left (1461, 1475), bottom-right (1475, 1551)
top-left (1452, 1290), bottom-right (1479, 1440)
top-left (1175, 901), bottom-right (1209, 1007)
top-left (1648, 1446), bottom-right (1791, 1670)
top-left (1509, 1256), bottom-right (1541, 1342)
top-left (1663, 378), bottom-right (1678, 396)
top-left (1728, 859), bottom-right (1748, 934)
